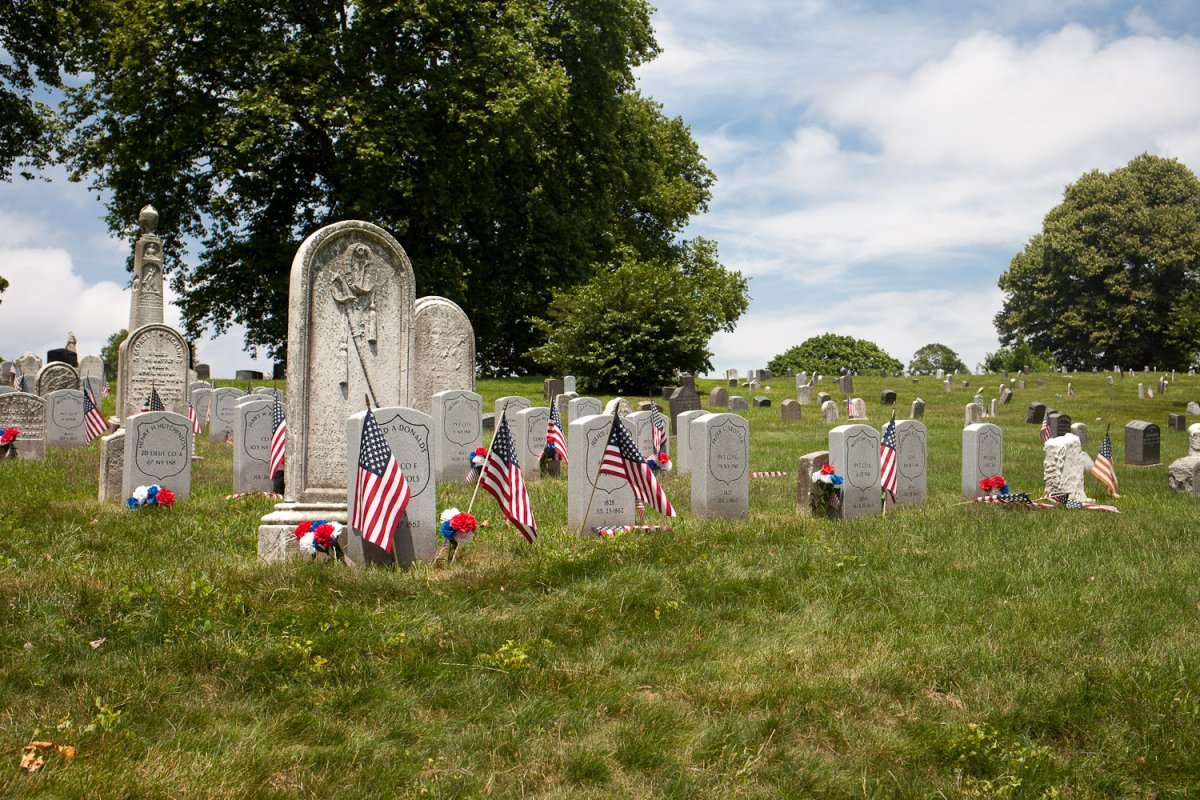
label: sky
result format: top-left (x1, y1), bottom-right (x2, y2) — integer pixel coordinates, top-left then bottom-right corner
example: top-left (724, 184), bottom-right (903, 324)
top-left (3, 1), bottom-right (1200, 376)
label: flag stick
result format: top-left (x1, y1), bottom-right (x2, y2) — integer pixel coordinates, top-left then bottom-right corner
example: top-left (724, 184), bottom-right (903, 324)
top-left (579, 408), bottom-right (620, 535)
top-left (467, 400), bottom-right (509, 517)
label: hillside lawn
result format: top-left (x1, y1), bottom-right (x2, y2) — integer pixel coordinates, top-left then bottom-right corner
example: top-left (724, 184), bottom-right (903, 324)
top-left (2, 371), bottom-right (1199, 798)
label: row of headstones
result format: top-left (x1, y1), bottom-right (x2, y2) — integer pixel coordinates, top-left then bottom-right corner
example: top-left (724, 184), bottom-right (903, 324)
top-left (0, 353), bottom-right (105, 383)
top-left (0, 361), bottom-right (106, 400)
top-left (0, 385), bottom-right (114, 458)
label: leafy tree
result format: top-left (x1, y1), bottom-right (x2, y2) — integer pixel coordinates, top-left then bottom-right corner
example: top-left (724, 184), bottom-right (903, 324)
top-left (528, 240), bottom-right (747, 394)
top-left (768, 334), bottom-right (901, 376)
top-left (978, 340), bottom-right (1055, 374)
top-left (908, 343), bottom-right (966, 375)
top-left (57, 0), bottom-right (714, 373)
top-left (996, 154), bottom-right (1200, 370)
top-left (100, 328), bottom-right (126, 379)
top-left (0, 274), bottom-right (8, 304)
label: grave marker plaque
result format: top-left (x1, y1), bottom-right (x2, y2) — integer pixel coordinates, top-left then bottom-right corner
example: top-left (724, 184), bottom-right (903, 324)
top-left (568, 414), bottom-right (635, 531)
top-left (0, 392), bottom-right (46, 459)
top-left (122, 411), bottom-right (192, 499)
top-left (890, 420), bottom-right (927, 507)
top-left (828, 424), bottom-right (881, 519)
top-left (46, 389), bottom-right (88, 448)
top-left (233, 397), bottom-right (275, 493)
top-left (691, 413), bottom-right (749, 519)
top-left (431, 390), bottom-right (483, 483)
top-left (962, 423), bottom-right (1003, 498)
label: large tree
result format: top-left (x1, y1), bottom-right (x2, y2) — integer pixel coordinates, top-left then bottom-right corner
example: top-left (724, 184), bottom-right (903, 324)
top-left (995, 154), bottom-right (1200, 370)
top-left (908, 343), bottom-right (966, 375)
top-left (768, 334), bottom-right (902, 376)
top-left (57, 0), bottom-right (714, 372)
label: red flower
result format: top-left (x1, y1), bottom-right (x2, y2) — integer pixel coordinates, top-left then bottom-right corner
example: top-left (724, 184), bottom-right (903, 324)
top-left (992, 475), bottom-right (1006, 489)
top-left (0, 427), bottom-right (19, 444)
top-left (657, 453), bottom-right (670, 465)
top-left (474, 447), bottom-right (488, 457)
top-left (293, 521), bottom-right (312, 539)
top-left (820, 463), bottom-right (835, 475)
top-left (313, 524), bottom-right (334, 549)
top-left (156, 488), bottom-right (176, 507)
top-left (450, 513), bottom-right (478, 534)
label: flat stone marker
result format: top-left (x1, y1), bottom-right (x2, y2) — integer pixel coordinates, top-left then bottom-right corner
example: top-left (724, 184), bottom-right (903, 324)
top-left (1124, 420), bottom-right (1160, 466)
top-left (1026, 402), bottom-right (1047, 424)
top-left (122, 410), bottom-right (193, 500)
top-left (37, 362), bottom-right (80, 396)
top-left (691, 413), bottom-right (749, 519)
top-left (232, 397), bottom-right (275, 493)
top-left (781, 399), bottom-right (801, 421)
top-left (821, 399), bottom-right (839, 422)
top-left (889, 420), bottom-right (927, 507)
top-left (674, 409), bottom-right (706, 475)
top-left (829, 424), bottom-right (882, 519)
top-left (962, 423), bottom-right (1003, 498)
top-left (795, 450), bottom-right (829, 516)
top-left (345, 407), bottom-right (436, 566)
top-left (46, 389), bottom-right (88, 448)
top-left (512, 406), bottom-right (552, 480)
top-left (411, 296), bottom-right (475, 413)
top-left (910, 399), bottom-right (925, 419)
top-left (568, 414), bottom-right (636, 531)
top-left (568, 396), bottom-right (602, 426)
top-left (1169, 413), bottom-right (1186, 432)
top-left (495, 395), bottom-right (531, 420)
top-left (1070, 422), bottom-right (1088, 451)
top-left (729, 396), bottom-right (749, 412)
top-left (0, 392), bottom-right (46, 459)
top-left (209, 387), bottom-right (247, 442)
top-left (431, 390), bottom-right (483, 483)
top-left (709, 386), bottom-right (729, 407)
top-left (753, 395), bottom-right (771, 408)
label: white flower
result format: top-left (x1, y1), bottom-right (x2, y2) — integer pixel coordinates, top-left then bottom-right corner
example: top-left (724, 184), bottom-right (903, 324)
top-left (440, 507), bottom-right (461, 524)
top-left (298, 532), bottom-right (317, 556)
top-left (812, 471), bottom-right (832, 485)
top-left (133, 485), bottom-right (150, 503)
top-left (327, 522), bottom-right (343, 540)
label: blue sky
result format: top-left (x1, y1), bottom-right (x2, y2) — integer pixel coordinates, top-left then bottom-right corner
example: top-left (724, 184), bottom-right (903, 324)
top-left (3, 1), bottom-right (1200, 375)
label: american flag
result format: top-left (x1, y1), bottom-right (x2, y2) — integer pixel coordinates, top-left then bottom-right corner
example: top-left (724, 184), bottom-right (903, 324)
top-left (545, 400), bottom-right (568, 462)
top-left (1039, 413), bottom-right (1052, 442)
top-left (187, 402), bottom-right (200, 433)
top-left (599, 414), bottom-right (676, 517)
top-left (351, 408), bottom-right (411, 555)
top-left (973, 492), bottom-right (1049, 508)
top-left (479, 413), bottom-right (538, 542)
top-left (879, 411), bottom-right (897, 502)
top-left (1090, 430), bottom-right (1120, 497)
top-left (269, 391), bottom-right (287, 478)
top-left (101, 381), bottom-right (110, 398)
top-left (142, 387), bottom-right (165, 413)
top-left (1043, 492), bottom-right (1121, 513)
top-left (650, 403), bottom-right (668, 455)
top-left (13, 371), bottom-right (30, 393)
top-left (83, 385), bottom-right (108, 442)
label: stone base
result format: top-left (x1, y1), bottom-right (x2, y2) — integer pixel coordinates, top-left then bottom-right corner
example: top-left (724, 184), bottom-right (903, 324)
top-left (6, 439), bottom-right (45, 460)
top-left (258, 502), bottom-right (349, 563)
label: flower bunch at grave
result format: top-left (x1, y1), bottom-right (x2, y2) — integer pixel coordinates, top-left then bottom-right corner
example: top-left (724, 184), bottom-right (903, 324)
top-left (979, 475), bottom-right (1008, 496)
top-left (810, 464), bottom-right (843, 517)
top-left (0, 427), bottom-right (19, 445)
top-left (292, 520), bottom-right (343, 558)
top-left (439, 508), bottom-right (478, 548)
top-left (645, 452), bottom-right (672, 473)
top-left (466, 447), bottom-right (487, 480)
top-left (126, 484), bottom-right (176, 510)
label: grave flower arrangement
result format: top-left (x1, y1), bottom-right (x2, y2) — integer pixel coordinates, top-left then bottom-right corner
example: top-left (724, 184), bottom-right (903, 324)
top-left (439, 507), bottom-right (478, 559)
top-left (810, 463), bottom-right (843, 518)
top-left (979, 475), bottom-right (1008, 496)
top-left (467, 447), bottom-right (488, 481)
top-left (0, 427), bottom-right (18, 458)
top-left (126, 484), bottom-right (176, 510)
top-left (645, 452), bottom-right (672, 473)
top-left (292, 520), bottom-right (344, 559)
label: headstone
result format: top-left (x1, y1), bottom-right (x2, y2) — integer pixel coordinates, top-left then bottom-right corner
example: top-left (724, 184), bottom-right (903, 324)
top-left (252, 387), bottom-right (279, 395)
top-left (563, 375), bottom-right (576, 394)
top-left (0, 392), bottom-right (46, 459)
top-left (795, 450), bottom-right (830, 515)
top-left (410, 296), bottom-right (475, 413)
top-left (668, 382), bottom-right (702, 425)
top-left (45, 389), bottom-right (89, 448)
top-left (729, 396), bottom-right (749, 412)
top-left (725, 368), bottom-right (739, 380)
top-left (691, 413), bottom-right (749, 519)
top-left (568, 396), bottom-right (602, 425)
top-left (820, 400), bottom-right (839, 422)
top-left (568, 414), bottom-right (636, 531)
top-left (98, 429), bottom-right (125, 501)
top-left (188, 380), bottom-right (211, 395)
top-left (747, 380), bottom-right (759, 392)
top-left (344, 407), bottom-right (436, 565)
top-left (120, 324), bottom-right (190, 422)
top-left (512, 406), bottom-right (552, 480)
top-left (973, 393), bottom-right (985, 407)
top-left (781, 399), bottom-right (801, 421)
top-left (638, 401), bottom-right (655, 412)
top-left (0, 386), bottom-right (13, 395)
top-left (188, 368), bottom-right (199, 384)
top-left (0, 361), bottom-right (13, 382)
top-left (797, 385), bottom-right (812, 405)
top-left (258, 221), bottom-right (418, 563)
top-left (1169, 413), bottom-right (1186, 432)
top-left (999, 387), bottom-right (1012, 405)
top-left (79, 355), bottom-right (105, 381)
top-left (15, 352), bottom-right (42, 378)
top-left (1070, 422), bottom-right (1088, 450)
top-left (753, 395), bottom-right (771, 408)
top-left (1043, 434), bottom-right (1092, 502)
top-left (839, 376), bottom-right (854, 394)
top-left (936, 369), bottom-right (945, 380)
top-left (962, 423), bottom-right (1003, 498)
top-left (910, 398), bottom-right (925, 419)
top-left (816, 391), bottom-right (831, 406)
top-left (1167, 456), bottom-right (1200, 494)
top-left (235, 370), bottom-right (264, 381)
top-left (965, 402), bottom-right (984, 426)
top-left (273, 361), bottom-right (286, 380)
top-left (709, 386), bottom-right (729, 407)
top-left (194, 363), bottom-right (211, 380)
top-left (943, 379), bottom-right (951, 393)
top-left (1138, 383), bottom-right (1145, 399)
top-left (482, 413), bottom-right (494, 435)
top-left (209, 387), bottom-right (247, 442)
top-left (36, 362), bottom-right (80, 396)
top-left (1124, 420), bottom-right (1160, 466)
top-left (889, 420), bottom-right (928, 507)
top-left (625, 409), bottom-right (669, 462)
top-left (122, 410), bottom-right (193, 500)
top-left (602, 397), bottom-right (632, 417)
top-left (1189, 423), bottom-right (1200, 456)
top-left (675, 409), bottom-right (707, 475)
top-left (727, 378), bottom-right (738, 387)
top-left (1046, 412), bottom-right (1072, 437)
top-left (796, 371), bottom-right (808, 386)
top-left (495, 395), bottom-right (532, 421)
top-left (849, 398), bottom-right (867, 419)
top-left (190, 387), bottom-right (212, 429)
top-left (660, 386), bottom-right (675, 402)
top-left (233, 397), bottom-right (275, 493)
top-left (990, 399), bottom-right (998, 418)
top-left (1018, 379), bottom-right (1026, 390)
top-left (430, 390), bottom-right (482, 483)
top-left (1189, 402), bottom-right (1200, 415)
top-left (828, 424), bottom-right (882, 519)
top-left (1026, 402), bottom-right (1047, 424)
top-left (880, 389), bottom-right (896, 406)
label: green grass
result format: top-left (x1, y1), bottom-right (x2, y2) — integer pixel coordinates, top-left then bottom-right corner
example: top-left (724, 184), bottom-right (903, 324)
top-left (3, 371), bottom-right (1200, 798)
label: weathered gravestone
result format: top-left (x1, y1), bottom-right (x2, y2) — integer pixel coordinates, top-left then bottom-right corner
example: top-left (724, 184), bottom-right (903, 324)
top-left (542, 378), bottom-right (565, 403)
top-left (98, 430), bottom-right (125, 501)
top-left (15, 352), bottom-right (42, 378)
top-left (1190, 423), bottom-right (1200, 456)
top-left (1043, 434), bottom-right (1092, 502)
top-left (233, 397), bottom-right (275, 493)
top-left (999, 386), bottom-right (1012, 405)
top-left (0, 386), bottom-right (13, 395)
top-left (781, 399), bottom-right (802, 421)
top-left (563, 375), bottom-right (576, 394)
top-left (1046, 412), bottom-right (1072, 437)
top-left (674, 409), bottom-right (706, 476)
top-left (495, 395), bottom-right (531, 421)
top-left (258, 220), bottom-right (417, 562)
top-left (568, 396), bottom-right (602, 426)
top-left (965, 402), bottom-right (984, 426)
top-left (431, 390), bottom-right (482, 483)
top-left (235, 370), bottom-right (264, 381)
top-left (411, 296), bottom-right (475, 413)
top-left (189, 387), bottom-right (212, 430)
top-left (729, 396), bottom-right (749, 412)
top-left (603, 397), bottom-right (632, 417)
top-left (1169, 413), bottom-right (1186, 432)
top-left (46, 389), bottom-right (88, 447)
top-left (962, 423), bottom-right (1003, 498)
top-left (849, 398), bottom-right (867, 420)
top-left (638, 401), bottom-right (655, 412)
top-left (943, 380), bottom-right (952, 393)
top-left (816, 392), bottom-right (831, 406)
top-left (122, 411), bottom-right (192, 500)
top-left (828, 424), bottom-right (882, 519)
top-left (797, 385), bottom-right (812, 405)
top-left (910, 398), bottom-right (925, 419)
top-left (820, 400), bottom-right (839, 422)
top-left (753, 395), bottom-right (771, 408)
top-left (0, 392), bottom-right (46, 459)
top-left (691, 413), bottom-right (749, 519)
top-left (708, 387), bottom-right (728, 408)
top-left (194, 363), bottom-right (210, 379)
top-left (747, 380), bottom-right (760, 393)
top-left (1124, 420), bottom-right (1160, 466)
top-left (209, 387), bottom-right (247, 442)
top-left (1070, 422), bottom-right (1088, 451)
top-left (512, 406), bottom-right (552, 480)
top-left (36, 362), bottom-right (79, 396)
top-left (1026, 402), bottom-right (1047, 424)
top-left (120, 324), bottom-right (189, 422)
top-left (889, 420), bottom-right (928, 508)
top-left (1188, 401), bottom-right (1200, 415)
top-left (880, 389), bottom-right (897, 407)
top-left (568, 414), bottom-right (636, 531)
top-left (0, 361), bottom-right (14, 382)
top-left (344, 407), bottom-right (436, 566)
top-left (79, 355), bottom-right (105, 382)
top-left (795, 450), bottom-right (829, 516)
top-left (1167, 456), bottom-right (1200, 495)
top-left (669, 380), bottom-right (702, 427)
top-left (1138, 383), bottom-right (1145, 399)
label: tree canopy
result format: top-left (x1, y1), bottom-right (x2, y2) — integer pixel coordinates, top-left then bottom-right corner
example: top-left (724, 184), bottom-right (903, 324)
top-left (768, 334), bottom-right (902, 376)
top-left (44, 0), bottom-right (715, 373)
top-left (908, 343), bottom-right (966, 375)
top-left (995, 154), bottom-right (1200, 370)
top-left (978, 340), bottom-right (1054, 374)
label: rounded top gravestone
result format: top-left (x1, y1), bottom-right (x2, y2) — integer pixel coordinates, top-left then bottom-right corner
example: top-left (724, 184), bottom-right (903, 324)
top-left (37, 362), bottom-right (80, 396)
top-left (411, 296), bottom-right (475, 414)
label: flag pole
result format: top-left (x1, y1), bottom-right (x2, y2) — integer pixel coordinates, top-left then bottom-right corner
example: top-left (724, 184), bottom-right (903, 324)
top-left (467, 400), bottom-right (509, 517)
top-left (579, 407), bottom-right (619, 535)
top-left (363, 392), bottom-right (400, 568)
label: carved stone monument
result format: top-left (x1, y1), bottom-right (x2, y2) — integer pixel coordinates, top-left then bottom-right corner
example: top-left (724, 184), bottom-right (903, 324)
top-left (410, 296), bottom-right (475, 413)
top-left (0, 392), bottom-right (46, 459)
top-left (37, 362), bottom-right (80, 396)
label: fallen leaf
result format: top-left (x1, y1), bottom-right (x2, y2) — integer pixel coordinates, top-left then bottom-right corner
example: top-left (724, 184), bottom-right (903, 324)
top-left (59, 746), bottom-right (76, 762)
top-left (20, 741), bottom-right (76, 772)
top-left (89, 638), bottom-right (107, 650)
top-left (19, 751), bottom-right (44, 772)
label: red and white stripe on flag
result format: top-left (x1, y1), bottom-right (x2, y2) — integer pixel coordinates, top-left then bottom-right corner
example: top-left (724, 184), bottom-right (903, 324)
top-left (879, 413), bottom-right (898, 501)
top-left (598, 416), bottom-right (676, 517)
top-left (545, 401), bottom-right (568, 462)
top-left (351, 409), bottom-right (411, 554)
top-left (83, 386), bottom-right (109, 442)
top-left (188, 403), bottom-right (201, 433)
top-left (479, 413), bottom-right (538, 542)
top-left (269, 392), bottom-right (287, 477)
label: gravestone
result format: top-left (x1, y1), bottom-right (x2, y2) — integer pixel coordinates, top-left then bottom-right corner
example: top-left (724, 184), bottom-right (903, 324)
top-left (1046, 412), bottom-right (1071, 437)
top-left (797, 385), bottom-right (812, 405)
top-left (999, 387), bottom-right (1012, 405)
top-left (781, 399), bottom-right (802, 421)
top-left (568, 414), bottom-right (636, 531)
top-left (1167, 456), bottom-right (1200, 495)
top-left (668, 380), bottom-right (702, 423)
top-left (709, 386), bottom-right (729, 407)
top-left (16, 352), bottom-right (42, 377)
top-left (910, 398), bottom-right (925, 419)
top-left (1107, 376), bottom-right (1114, 386)
top-left (45, 389), bottom-right (88, 448)
top-left (1124, 420), bottom-right (1160, 466)
top-left (495, 395), bottom-right (531, 421)
top-left (127, 205), bottom-right (166, 331)
top-left (568, 397), bottom-right (603, 425)
top-left (120, 324), bottom-right (189, 422)
top-left (194, 364), bottom-right (211, 379)
top-left (753, 395), bottom-right (771, 408)
top-left (675, 409), bottom-right (706, 475)
top-left (273, 362), bottom-right (286, 380)
top-left (638, 401), bottom-right (655, 412)
top-left (727, 378), bottom-right (738, 387)
top-left (258, 220), bottom-right (417, 562)
top-left (848, 398), bottom-right (867, 419)
top-left (482, 413), bottom-right (494, 435)
top-left (0, 361), bottom-right (13, 382)
top-left (890, 420), bottom-right (928, 507)
top-left (0, 386), bottom-right (13, 395)
top-left (79, 355), bottom-right (105, 381)
top-left (563, 375), bottom-right (576, 394)
top-left (1070, 422), bottom-right (1088, 451)
top-left (233, 397), bottom-right (275, 493)
top-left (821, 400), bottom-right (839, 422)
top-left (965, 402), bottom-right (984, 426)
top-left (816, 392), bottom-right (831, 406)
top-left (1043, 434), bottom-right (1092, 502)
top-left (691, 413), bottom-right (749, 519)
top-left (411, 296), bottom-right (475, 413)
top-left (190, 388), bottom-right (212, 429)
top-left (990, 399), bottom-right (998, 418)
top-left (1026, 402), bottom-right (1047, 424)
top-left (880, 389), bottom-right (896, 406)
top-left (1138, 383), bottom-right (1145, 399)
top-left (187, 369), bottom-right (198, 384)
top-left (209, 387), bottom-right (247, 442)
top-left (943, 380), bottom-right (951, 393)
top-left (431, 390), bottom-right (483, 483)
top-left (0, 392), bottom-right (46, 459)
top-left (603, 397), bottom-right (632, 417)
top-left (1189, 423), bottom-right (1200, 456)
top-left (122, 410), bottom-right (193, 500)
top-left (729, 396), bottom-right (749, 412)
top-left (188, 380), bottom-right (211, 396)
top-left (98, 430), bottom-right (125, 501)
top-left (36, 362), bottom-right (79, 396)
top-left (962, 423), bottom-right (1003, 498)
top-left (828, 424), bottom-right (882, 519)
top-left (626, 410), bottom-right (669, 462)
top-left (512, 406), bottom-right (552, 480)
top-left (1168, 413), bottom-right (1186, 432)
top-left (796, 372), bottom-right (808, 387)
top-left (236, 370), bottom-right (264, 381)
top-left (838, 376), bottom-right (853, 394)
top-left (747, 380), bottom-right (759, 392)
top-left (1018, 379), bottom-right (1026, 389)
top-left (542, 378), bottom-right (565, 403)
top-left (795, 450), bottom-right (829, 516)
top-left (252, 387), bottom-right (279, 396)
top-left (344, 407), bottom-right (436, 566)
top-left (1188, 402), bottom-right (1200, 415)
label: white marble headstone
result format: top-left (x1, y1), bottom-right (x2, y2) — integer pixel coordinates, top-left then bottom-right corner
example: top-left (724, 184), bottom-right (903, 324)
top-left (691, 413), bottom-right (749, 519)
top-left (411, 296), bottom-right (475, 414)
top-left (233, 397), bottom-right (275, 493)
top-left (431, 390), bottom-right (483, 483)
top-left (962, 423), bottom-right (1003, 498)
top-left (512, 406), bottom-right (552, 481)
top-left (674, 409), bottom-right (707, 476)
top-left (209, 387), bottom-right (247, 442)
top-left (567, 413), bottom-right (635, 532)
top-left (46, 389), bottom-right (88, 448)
top-left (122, 410), bottom-right (193, 500)
top-left (889, 419), bottom-right (927, 508)
top-left (829, 424), bottom-right (882, 519)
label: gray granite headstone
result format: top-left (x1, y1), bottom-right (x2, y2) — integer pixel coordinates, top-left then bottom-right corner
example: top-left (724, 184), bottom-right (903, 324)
top-left (829, 424), bottom-right (881, 519)
top-left (194, 363), bottom-right (210, 379)
top-left (36, 362), bottom-right (80, 397)
top-left (1046, 412), bottom-right (1071, 437)
top-left (1169, 413), bottom-right (1186, 432)
top-left (431, 390), bottom-right (483, 483)
top-left (122, 411), bottom-right (192, 500)
top-left (880, 389), bottom-right (897, 406)
top-left (568, 414), bottom-right (636, 531)
top-left (910, 399), bottom-right (925, 419)
top-left (709, 387), bottom-right (729, 407)
top-left (512, 406), bottom-right (552, 480)
top-left (691, 413), bottom-right (749, 519)
top-left (1124, 420), bottom-right (1160, 466)
top-left (233, 397), bottom-right (275, 493)
top-left (46, 389), bottom-right (88, 448)
top-left (781, 399), bottom-right (801, 421)
top-left (961, 423), bottom-right (1003, 498)
top-left (999, 386), bottom-right (1012, 405)
top-left (209, 387), bottom-right (247, 442)
top-left (1026, 402), bottom-right (1046, 424)
top-left (344, 407), bottom-right (436, 566)
top-left (795, 450), bottom-right (829, 516)
top-left (0, 392), bottom-right (46, 459)
top-left (235, 370), bottom-right (264, 381)
top-left (729, 396), bottom-right (749, 412)
top-left (753, 395), bottom-right (771, 408)
top-left (674, 409), bottom-right (706, 476)
top-left (668, 382), bottom-right (702, 426)
top-left (890, 420), bottom-right (927, 507)
top-left (410, 296), bottom-right (475, 414)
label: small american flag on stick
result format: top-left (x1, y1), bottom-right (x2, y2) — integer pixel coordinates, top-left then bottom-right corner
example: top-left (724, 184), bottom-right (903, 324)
top-left (187, 403), bottom-right (200, 433)
top-left (479, 412), bottom-right (538, 542)
top-left (1039, 413), bottom-right (1052, 442)
top-left (1090, 428), bottom-right (1120, 497)
top-left (83, 385), bottom-right (108, 442)
top-left (351, 408), bottom-right (411, 556)
top-left (545, 400), bottom-right (568, 462)
top-left (269, 391), bottom-right (287, 478)
top-left (650, 403), bottom-right (668, 455)
top-left (599, 415), bottom-right (675, 518)
top-left (879, 411), bottom-right (897, 503)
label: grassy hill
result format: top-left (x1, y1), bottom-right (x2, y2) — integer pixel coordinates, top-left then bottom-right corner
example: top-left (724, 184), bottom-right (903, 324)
top-left (3, 371), bottom-right (1199, 798)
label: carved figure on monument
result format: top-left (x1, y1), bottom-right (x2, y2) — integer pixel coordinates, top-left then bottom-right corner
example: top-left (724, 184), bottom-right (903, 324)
top-left (331, 243), bottom-right (380, 385)
top-left (66, 332), bottom-right (77, 353)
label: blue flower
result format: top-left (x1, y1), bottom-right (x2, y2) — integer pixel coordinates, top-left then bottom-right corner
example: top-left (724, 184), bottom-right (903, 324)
top-left (999, 485), bottom-right (1010, 495)
top-left (645, 459), bottom-right (660, 472)
top-left (440, 520), bottom-right (456, 542)
top-left (126, 497), bottom-right (140, 510)
top-left (311, 519), bottom-right (328, 529)
top-left (830, 475), bottom-right (844, 486)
